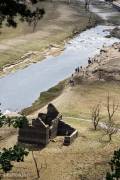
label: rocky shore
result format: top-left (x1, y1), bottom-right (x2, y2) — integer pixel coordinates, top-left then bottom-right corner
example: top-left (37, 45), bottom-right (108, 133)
top-left (71, 42), bottom-right (120, 83)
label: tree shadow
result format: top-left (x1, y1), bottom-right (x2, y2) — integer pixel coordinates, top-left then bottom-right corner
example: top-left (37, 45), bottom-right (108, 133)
top-left (17, 142), bottom-right (45, 152)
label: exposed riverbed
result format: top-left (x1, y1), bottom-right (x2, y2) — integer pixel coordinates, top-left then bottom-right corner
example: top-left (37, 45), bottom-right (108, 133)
top-left (0, 25), bottom-right (120, 112)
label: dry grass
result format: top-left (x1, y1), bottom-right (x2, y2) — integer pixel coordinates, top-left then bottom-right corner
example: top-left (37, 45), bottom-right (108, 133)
top-left (1, 81), bottom-right (120, 179)
top-left (1, 117), bottom-right (120, 180)
top-left (30, 81), bottom-right (120, 121)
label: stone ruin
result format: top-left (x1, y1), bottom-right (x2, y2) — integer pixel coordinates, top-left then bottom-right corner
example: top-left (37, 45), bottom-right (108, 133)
top-left (18, 104), bottom-right (78, 146)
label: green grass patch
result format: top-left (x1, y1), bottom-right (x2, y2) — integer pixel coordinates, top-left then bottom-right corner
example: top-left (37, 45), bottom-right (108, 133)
top-left (21, 80), bottom-right (66, 115)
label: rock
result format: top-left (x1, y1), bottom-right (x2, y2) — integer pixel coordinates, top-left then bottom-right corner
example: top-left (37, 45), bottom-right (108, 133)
top-left (111, 27), bottom-right (120, 39)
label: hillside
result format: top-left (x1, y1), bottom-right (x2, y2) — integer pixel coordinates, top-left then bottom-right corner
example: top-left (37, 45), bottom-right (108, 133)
top-left (0, 1), bottom-right (120, 179)
top-left (1, 43), bottom-right (120, 179)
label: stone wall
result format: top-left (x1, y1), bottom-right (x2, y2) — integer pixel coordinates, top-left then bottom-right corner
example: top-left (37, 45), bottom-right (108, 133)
top-left (18, 114), bottom-right (62, 146)
top-left (58, 120), bottom-right (78, 145)
top-left (18, 104), bottom-right (77, 146)
top-left (64, 130), bottom-right (78, 146)
top-left (50, 114), bottom-right (62, 139)
top-left (18, 126), bottom-right (50, 146)
top-left (58, 120), bottom-right (75, 135)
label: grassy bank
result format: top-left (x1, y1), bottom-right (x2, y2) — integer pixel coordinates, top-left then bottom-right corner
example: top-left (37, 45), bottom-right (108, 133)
top-left (56, 81), bottom-right (120, 120)
top-left (28, 80), bottom-right (120, 119)
top-left (22, 80), bottom-right (66, 115)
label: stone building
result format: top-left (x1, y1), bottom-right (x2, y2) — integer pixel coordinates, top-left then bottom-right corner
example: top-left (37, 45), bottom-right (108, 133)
top-left (18, 104), bottom-right (78, 146)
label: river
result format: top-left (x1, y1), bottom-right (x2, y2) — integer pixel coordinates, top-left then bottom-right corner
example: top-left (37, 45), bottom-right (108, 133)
top-left (0, 25), bottom-right (120, 112)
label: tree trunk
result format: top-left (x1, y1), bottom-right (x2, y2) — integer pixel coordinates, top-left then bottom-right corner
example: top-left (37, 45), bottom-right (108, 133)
top-left (109, 134), bottom-right (112, 142)
top-left (94, 124), bottom-right (97, 130)
top-left (32, 151), bottom-right (40, 179)
top-left (94, 122), bottom-right (97, 130)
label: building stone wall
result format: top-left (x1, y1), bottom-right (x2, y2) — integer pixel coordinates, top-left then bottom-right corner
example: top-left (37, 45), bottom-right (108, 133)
top-left (58, 120), bottom-right (78, 145)
top-left (18, 104), bottom-right (78, 146)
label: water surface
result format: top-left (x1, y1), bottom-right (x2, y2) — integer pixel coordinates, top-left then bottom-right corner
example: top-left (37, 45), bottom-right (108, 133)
top-left (0, 25), bottom-right (119, 112)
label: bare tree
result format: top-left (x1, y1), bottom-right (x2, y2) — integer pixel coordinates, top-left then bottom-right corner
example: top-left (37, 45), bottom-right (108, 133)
top-left (103, 121), bottom-right (118, 142)
top-left (32, 151), bottom-right (40, 179)
top-left (32, 151), bottom-right (47, 179)
top-left (91, 103), bottom-right (101, 130)
top-left (103, 95), bottom-right (118, 142)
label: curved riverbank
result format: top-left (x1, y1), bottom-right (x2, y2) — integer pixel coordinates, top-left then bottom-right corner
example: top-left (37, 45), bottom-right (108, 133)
top-left (0, 0), bottom-right (120, 113)
top-left (21, 80), bottom-right (66, 115)
top-left (24, 41), bottom-right (120, 119)
top-left (21, 27), bottom-right (120, 116)
top-left (0, 25), bottom-right (119, 112)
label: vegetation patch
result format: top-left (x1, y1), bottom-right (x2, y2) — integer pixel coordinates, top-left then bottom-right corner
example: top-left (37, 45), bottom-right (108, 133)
top-left (110, 27), bottom-right (120, 39)
top-left (22, 80), bottom-right (66, 115)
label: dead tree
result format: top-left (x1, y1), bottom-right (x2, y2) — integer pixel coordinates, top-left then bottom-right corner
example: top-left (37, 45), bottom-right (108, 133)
top-left (32, 151), bottom-right (40, 179)
top-left (103, 95), bottom-right (118, 142)
top-left (32, 151), bottom-right (47, 179)
top-left (103, 122), bottom-right (118, 142)
top-left (91, 104), bottom-right (101, 130)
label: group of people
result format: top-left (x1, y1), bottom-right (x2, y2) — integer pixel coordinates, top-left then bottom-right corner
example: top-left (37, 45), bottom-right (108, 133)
top-left (74, 58), bottom-right (92, 74)
top-left (69, 66), bottom-right (83, 86)
top-left (69, 57), bottom-right (94, 86)
top-left (74, 66), bottom-right (83, 74)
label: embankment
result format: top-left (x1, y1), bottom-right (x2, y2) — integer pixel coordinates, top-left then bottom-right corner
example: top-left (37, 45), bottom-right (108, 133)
top-left (22, 80), bottom-right (66, 116)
